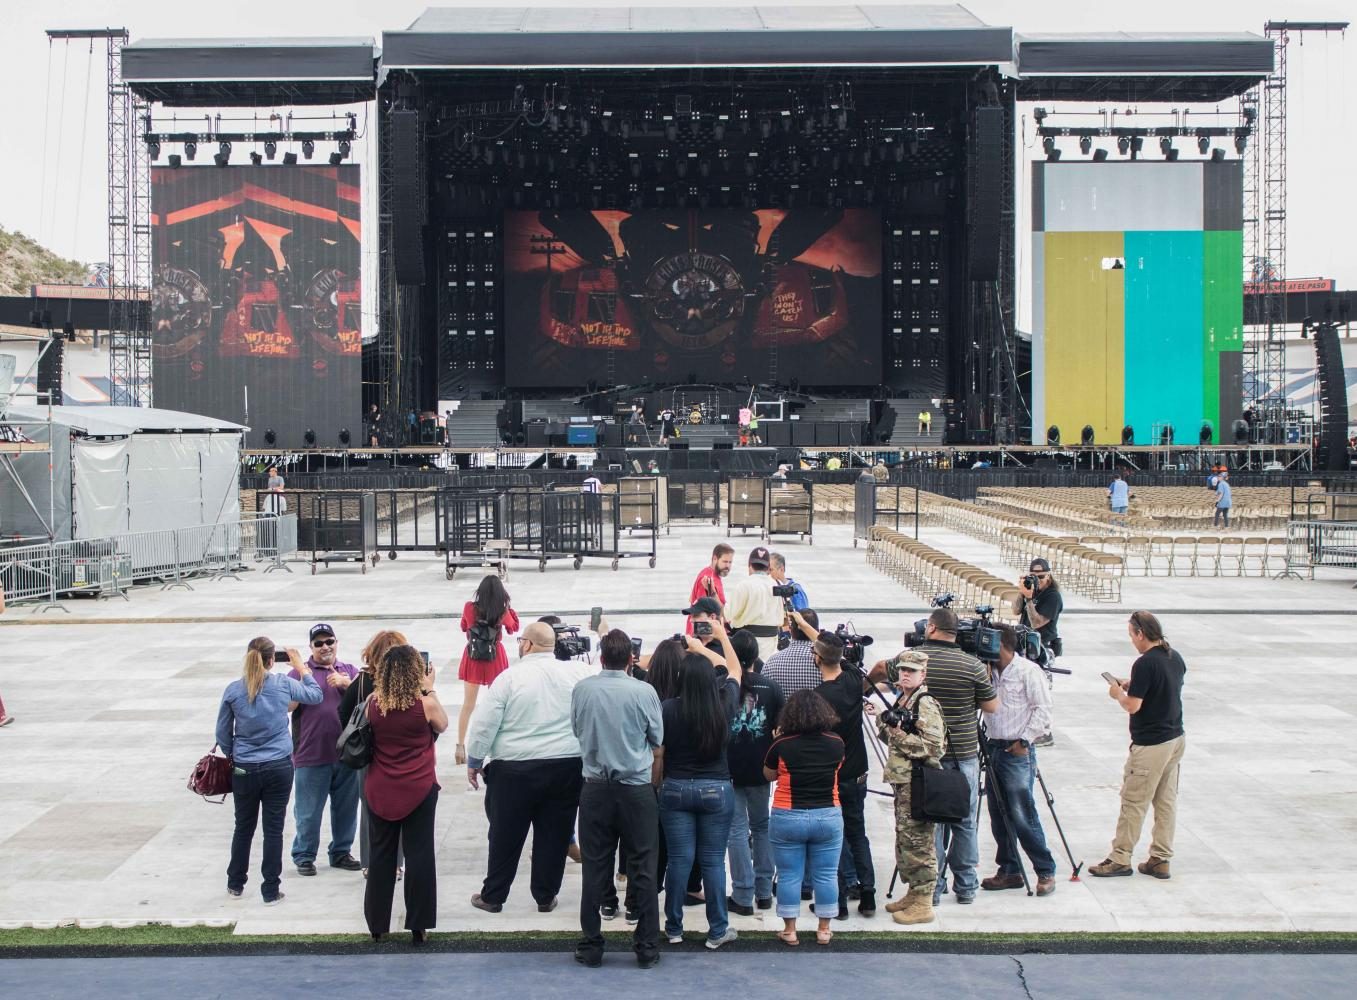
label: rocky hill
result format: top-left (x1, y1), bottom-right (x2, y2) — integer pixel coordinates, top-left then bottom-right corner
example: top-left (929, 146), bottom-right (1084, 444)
top-left (0, 227), bottom-right (88, 297)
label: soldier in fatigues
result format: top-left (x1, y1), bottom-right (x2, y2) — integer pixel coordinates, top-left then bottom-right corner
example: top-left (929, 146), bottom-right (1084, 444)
top-left (872, 649), bottom-right (948, 925)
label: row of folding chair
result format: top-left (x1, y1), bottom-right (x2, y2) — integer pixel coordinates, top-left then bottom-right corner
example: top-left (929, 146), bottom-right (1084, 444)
top-left (867, 525), bottom-right (1021, 617)
top-left (1071, 533), bottom-right (1289, 577)
top-left (1000, 527), bottom-right (1123, 602)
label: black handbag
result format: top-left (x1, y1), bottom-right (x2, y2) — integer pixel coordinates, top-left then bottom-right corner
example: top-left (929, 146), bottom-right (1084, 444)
top-left (337, 695), bottom-right (374, 770)
top-left (910, 760), bottom-right (970, 823)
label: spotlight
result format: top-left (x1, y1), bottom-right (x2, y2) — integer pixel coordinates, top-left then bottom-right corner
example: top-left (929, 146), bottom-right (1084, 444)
top-left (1043, 137), bottom-right (1061, 161)
top-left (264, 429), bottom-right (277, 445)
top-left (1130, 136), bottom-right (1144, 156)
top-left (1117, 136), bottom-right (1130, 155)
top-left (1079, 136), bottom-right (1091, 155)
top-left (1033, 107), bottom-right (1047, 123)
top-left (301, 140), bottom-right (315, 159)
top-left (167, 154), bottom-right (182, 168)
top-left (304, 429), bottom-right (316, 447)
top-left (1231, 419), bottom-right (1249, 444)
top-left (339, 428), bottom-right (351, 446)
top-left (1235, 134), bottom-right (1248, 154)
top-left (1199, 422), bottom-right (1213, 445)
top-left (147, 139), bottom-right (161, 160)
top-left (250, 151), bottom-right (263, 166)
top-left (264, 140), bottom-right (277, 160)
top-left (1093, 148), bottom-right (1109, 162)
top-left (282, 152), bottom-right (298, 165)
top-left (1197, 135), bottom-right (1210, 154)
top-left (329, 151), bottom-right (343, 165)
top-left (1081, 424), bottom-right (1096, 446)
top-left (338, 139), bottom-right (351, 158)
top-left (1211, 148), bottom-right (1227, 162)
top-left (214, 141), bottom-right (231, 167)
top-left (1047, 425), bottom-right (1061, 446)
top-left (1121, 425), bottom-right (1135, 445)
top-left (1159, 136), bottom-right (1173, 157)
top-left (184, 140), bottom-right (197, 161)
top-left (1159, 424), bottom-right (1174, 445)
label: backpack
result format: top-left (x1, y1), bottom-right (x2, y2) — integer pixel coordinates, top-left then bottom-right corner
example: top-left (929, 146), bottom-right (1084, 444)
top-left (467, 618), bottom-right (497, 661)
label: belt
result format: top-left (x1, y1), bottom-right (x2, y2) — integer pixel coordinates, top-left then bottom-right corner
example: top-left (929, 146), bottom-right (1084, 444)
top-left (741, 625), bottom-right (780, 637)
top-left (584, 776), bottom-right (646, 785)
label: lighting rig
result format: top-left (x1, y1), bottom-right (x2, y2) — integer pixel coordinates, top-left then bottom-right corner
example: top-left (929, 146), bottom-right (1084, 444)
top-left (144, 111), bottom-right (360, 166)
top-left (1032, 106), bottom-right (1253, 162)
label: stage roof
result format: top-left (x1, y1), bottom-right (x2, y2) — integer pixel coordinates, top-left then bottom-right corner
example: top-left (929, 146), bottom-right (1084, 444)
top-left (5, 405), bottom-right (246, 436)
top-left (123, 6), bottom-right (1273, 105)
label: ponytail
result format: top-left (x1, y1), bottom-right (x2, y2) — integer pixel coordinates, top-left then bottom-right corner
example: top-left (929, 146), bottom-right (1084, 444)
top-left (244, 636), bottom-right (273, 703)
top-left (1129, 611), bottom-right (1170, 651)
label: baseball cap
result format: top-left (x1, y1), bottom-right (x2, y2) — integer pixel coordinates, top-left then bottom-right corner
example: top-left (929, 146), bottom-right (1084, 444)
top-left (748, 546), bottom-right (771, 568)
top-left (309, 623), bottom-right (336, 642)
top-left (683, 597), bottom-right (723, 617)
top-left (887, 649), bottom-right (929, 684)
top-left (1028, 558), bottom-right (1051, 573)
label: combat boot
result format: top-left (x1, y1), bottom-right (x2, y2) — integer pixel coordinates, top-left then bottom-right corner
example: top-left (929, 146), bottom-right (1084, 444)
top-left (891, 895), bottom-right (935, 925)
top-left (884, 894), bottom-right (911, 914)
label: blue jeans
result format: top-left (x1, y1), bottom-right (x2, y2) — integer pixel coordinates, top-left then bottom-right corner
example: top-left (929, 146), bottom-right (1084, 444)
top-left (933, 755), bottom-right (981, 900)
top-left (728, 783), bottom-right (773, 906)
top-left (769, 807), bottom-right (843, 920)
top-left (291, 763), bottom-right (360, 865)
top-left (658, 778), bottom-right (735, 941)
top-left (985, 742), bottom-right (1056, 878)
top-left (227, 757), bottom-right (293, 900)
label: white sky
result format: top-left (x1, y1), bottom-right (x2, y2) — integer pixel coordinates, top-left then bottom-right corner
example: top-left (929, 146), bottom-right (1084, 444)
top-left (2, 0), bottom-right (1353, 304)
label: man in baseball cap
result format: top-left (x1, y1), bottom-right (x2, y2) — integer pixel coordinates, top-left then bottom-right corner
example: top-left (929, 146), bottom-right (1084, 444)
top-left (682, 596), bottom-right (725, 652)
top-left (723, 546), bottom-right (782, 660)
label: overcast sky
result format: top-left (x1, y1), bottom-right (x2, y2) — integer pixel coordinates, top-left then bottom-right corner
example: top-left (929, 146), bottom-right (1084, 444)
top-left (3, 0), bottom-right (1352, 302)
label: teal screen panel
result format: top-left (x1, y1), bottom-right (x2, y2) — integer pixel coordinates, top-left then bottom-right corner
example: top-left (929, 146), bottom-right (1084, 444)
top-left (1123, 231), bottom-right (1205, 444)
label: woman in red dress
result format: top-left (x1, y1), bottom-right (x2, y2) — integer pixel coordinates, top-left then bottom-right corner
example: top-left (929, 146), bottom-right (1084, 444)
top-left (455, 575), bottom-right (519, 763)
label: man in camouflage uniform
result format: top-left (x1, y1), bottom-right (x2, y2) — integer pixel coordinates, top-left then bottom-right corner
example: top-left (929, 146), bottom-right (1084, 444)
top-left (873, 649), bottom-right (948, 925)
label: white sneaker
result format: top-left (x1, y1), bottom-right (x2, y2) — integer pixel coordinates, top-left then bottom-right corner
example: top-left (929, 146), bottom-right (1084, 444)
top-left (667, 933), bottom-right (683, 944)
top-left (704, 928), bottom-right (738, 950)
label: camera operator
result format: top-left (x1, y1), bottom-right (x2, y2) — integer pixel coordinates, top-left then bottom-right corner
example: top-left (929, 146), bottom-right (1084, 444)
top-left (812, 633), bottom-right (876, 918)
top-left (723, 546), bottom-right (785, 661)
top-left (1013, 558), bottom-right (1061, 748)
top-left (879, 608), bottom-right (998, 906)
top-left (764, 608), bottom-right (821, 695)
top-left (866, 650), bottom-right (946, 925)
top-left (980, 626), bottom-right (1057, 897)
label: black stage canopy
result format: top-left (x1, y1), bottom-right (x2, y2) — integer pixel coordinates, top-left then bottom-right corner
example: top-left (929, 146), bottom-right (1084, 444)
top-left (124, 6), bottom-right (1272, 107)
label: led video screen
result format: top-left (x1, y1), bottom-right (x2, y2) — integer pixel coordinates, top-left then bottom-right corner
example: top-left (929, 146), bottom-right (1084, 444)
top-left (503, 209), bottom-right (882, 387)
top-left (151, 165), bottom-right (361, 449)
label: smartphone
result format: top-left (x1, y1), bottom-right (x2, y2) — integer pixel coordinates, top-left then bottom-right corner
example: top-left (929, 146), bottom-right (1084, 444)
top-left (694, 621), bottom-right (713, 637)
top-left (274, 649), bottom-right (291, 664)
top-left (590, 606), bottom-right (603, 631)
top-left (421, 650), bottom-right (432, 674)
top-left (1100, 671), bottom-right (1121, 687)
top-left (630, 637), bottom-right (643, 659)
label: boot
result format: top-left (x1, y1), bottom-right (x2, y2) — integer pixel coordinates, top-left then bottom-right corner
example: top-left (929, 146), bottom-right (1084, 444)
top-left (892, 895), bottom-right (935, 926)
top-left (884, 894), bottom-right (910, 914)
top-left (857, 889), bottom-right (876, 917)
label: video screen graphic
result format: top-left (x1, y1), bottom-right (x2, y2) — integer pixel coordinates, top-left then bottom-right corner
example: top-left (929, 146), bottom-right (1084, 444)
top-left (504, 209), bottom-right (882, 387)
top-left (151, 166), bottom-right (361, 449)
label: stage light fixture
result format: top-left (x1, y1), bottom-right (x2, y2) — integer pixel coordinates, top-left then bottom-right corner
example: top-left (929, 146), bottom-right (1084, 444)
top-left (1081, 425), bottom-right (1096, 446)
top-left (147, 139), bottom-right (161, 160)
top-left (1079, 136), bottom-right (1091, 155)
top-left (304, 429), bottom-right (316, 446)
top-left (264, 140), bottom-right (277, 160)
top-left (264, 429), bottom-right (277, 445)
top-left (339, 429), bottom-right (351, 445)
top-left (1159, 136), bottom-right (1173, 156)
top-left (1199, 422), bottom-right (1213, 445)
top-left (1093, 148), bottom-right (1109, 162)
top-left (1117, 136), bottom-right (1130, 155)
top-left (1211, 148), bottom-right (1227, 162)
top-left (1130, 136), bottom-right (1144, 156)
top-left (301, 140), bottom-right (315, 159)
top-left (1042, 137), bottom-right (1054, 155)
top-left (1231, 419), bottom-right (1249, 444)
top-left (184, 140), bottom-right (197, 161)
top-left (338, 139), bottom-right (351, 158)
top-left (1047, 425), bottom-right (1061, 446)
top-left (1198, 135), bottom-right (1210, 154)
top-left (1159, 424), bottom-right (1174, 445)
top-left (282, 152), bottom-right (298, 165)
top-left (1234, 134), bottom-right (1247, 154)
top-left (1121, 425), bottom-right (1135, 445)
top-left (329, 151), bottom-right (343, 165)
top-left (250, 151), bottom-right (263, 165)
top-left (167, 154), bottom-right (182, 168)
top-left (214, 141), bottom-right (231, 167)
top-left (1033, 107), bottom-right (1047, 123)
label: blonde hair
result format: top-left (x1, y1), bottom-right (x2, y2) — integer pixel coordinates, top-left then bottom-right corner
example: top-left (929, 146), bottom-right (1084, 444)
top-left (361, 629), bottom-right (409, 672)
top-left (374, 644), bottom-right (424, 715)
top-left (244, 636), bottom-right (274, 703)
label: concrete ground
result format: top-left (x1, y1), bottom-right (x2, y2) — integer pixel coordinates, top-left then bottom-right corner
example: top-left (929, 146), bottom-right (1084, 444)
top-left (1, 519), bottom-right (1355, 937)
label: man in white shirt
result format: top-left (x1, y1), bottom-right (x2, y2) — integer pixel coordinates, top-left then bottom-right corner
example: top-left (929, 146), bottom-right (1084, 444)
top-left (980, 625), bottom-right (1057, 896)
top-left (466, 621), bottom-right (595, 914)
top-left (723, 546), bottom-right (784, 660)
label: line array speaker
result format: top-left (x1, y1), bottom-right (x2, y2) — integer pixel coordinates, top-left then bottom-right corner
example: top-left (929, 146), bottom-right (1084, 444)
top-left (1313, 323), bottom-right (1350, 471)
top-left (968, 106), bottom-right (1004, 282)
top-left (391, 110), bottom-right (426, 285)
top-left (36, 337), bottom-right (63, 404)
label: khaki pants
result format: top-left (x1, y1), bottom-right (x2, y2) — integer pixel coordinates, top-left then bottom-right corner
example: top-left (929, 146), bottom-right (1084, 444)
top-left (1110, 735), bottom-right (1185, 865)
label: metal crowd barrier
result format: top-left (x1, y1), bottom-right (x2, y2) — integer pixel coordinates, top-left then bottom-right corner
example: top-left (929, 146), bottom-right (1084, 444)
top-left (1281, 521), bottom-right (1357, 581)
top-left (0, 513), bottom-right (298, 608)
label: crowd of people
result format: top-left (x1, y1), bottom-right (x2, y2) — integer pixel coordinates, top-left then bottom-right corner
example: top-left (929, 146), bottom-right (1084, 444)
top-left (214, 546), bottom-right (1187, 962)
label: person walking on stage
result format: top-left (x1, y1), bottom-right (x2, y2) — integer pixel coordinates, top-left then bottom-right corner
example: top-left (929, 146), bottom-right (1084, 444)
top-left (456, 575), bottom-right (520, 765)
top-left (364, 644), bottom-right (448, 944)
top-left (658, 407), bottom-right (679, 446)
top-left (217, 638), bottom-right (322, 904)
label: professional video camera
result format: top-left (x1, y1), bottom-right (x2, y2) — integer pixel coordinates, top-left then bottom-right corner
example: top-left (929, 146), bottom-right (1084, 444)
top-left (903, 593), bottom-right (1062, 672)
top-left (832, 623), bottom-right (874, 669)
top-left (553, 624), bottom-right (592, 661)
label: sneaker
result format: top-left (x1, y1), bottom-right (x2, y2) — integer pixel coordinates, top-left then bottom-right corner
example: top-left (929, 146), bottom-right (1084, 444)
top-left (1089, 858), bottom-right (1133, 878)
top-left (226, 887), bottom-right (243, 898)
top-left (1036, 876), bottom-right (1057, 896)
top-left (667, 933), bottom-right (684, 945)
top-left (704, 929), bottom-right (738, 951)
top-left (263, 893), bottom-right (285, 906)
top-left (329, 854), bottom-right (363, 871)
top-left (624, 908), bottom-right (639, 925)
top-left (1137, 857), bottom-right (1171, 880)
top-left (600, 904), bottom-right (618, 921)
top-left (1033, 733), bottom-right (1054, 748)
top-left (0, 716), bottom-right (14, 728)
top-left (981, 872), bottom-right (1024, 891)
top-left (726, 897), bottom-right (755, 917)
top-left (295, 861), bottom-right (317, 877)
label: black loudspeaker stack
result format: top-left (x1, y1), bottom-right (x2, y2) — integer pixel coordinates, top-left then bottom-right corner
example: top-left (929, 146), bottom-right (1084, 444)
top-left (391, 109), bottom-right (426, 285)
top-left (1313, 323), bottom-right (1350, 471)
top-left (37, 337), bottom-right (63, 405)
top-left (969, 106), bottom-right (1004, 283)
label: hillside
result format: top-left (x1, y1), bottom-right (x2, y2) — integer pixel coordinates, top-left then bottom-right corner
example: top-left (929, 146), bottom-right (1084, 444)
top-left (0, 227), bottom-right (88, 297)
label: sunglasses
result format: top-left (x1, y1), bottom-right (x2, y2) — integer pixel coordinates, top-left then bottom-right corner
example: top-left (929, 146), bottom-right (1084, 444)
top-left (312, 638), bottom-right (337, 647)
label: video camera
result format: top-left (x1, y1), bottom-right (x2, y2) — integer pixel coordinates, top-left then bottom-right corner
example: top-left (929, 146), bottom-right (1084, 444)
top-left (904, 593), bottom-right (1066, 673)
top-left (832, 623), bottom-right (874, 669)
top-left (552, 624), bottom-right (592, 661)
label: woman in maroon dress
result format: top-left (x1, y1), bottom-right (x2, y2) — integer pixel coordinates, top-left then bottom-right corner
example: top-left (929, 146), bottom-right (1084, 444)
top-left (455, 575), bottom-right (519, 764)
top-left (364, 644), bottom-right (449, 943)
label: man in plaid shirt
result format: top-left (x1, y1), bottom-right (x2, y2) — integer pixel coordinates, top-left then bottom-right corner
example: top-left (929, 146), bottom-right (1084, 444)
top-left (762, 609), bottom-right (822, 695)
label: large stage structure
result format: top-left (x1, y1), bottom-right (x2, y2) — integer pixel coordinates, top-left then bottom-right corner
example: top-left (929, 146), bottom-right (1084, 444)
top-left (120, 6), bottom-right (1279, 451)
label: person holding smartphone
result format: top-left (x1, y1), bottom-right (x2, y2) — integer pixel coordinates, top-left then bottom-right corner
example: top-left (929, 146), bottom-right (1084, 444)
top-left (216, 638), bottom-right (322, 903)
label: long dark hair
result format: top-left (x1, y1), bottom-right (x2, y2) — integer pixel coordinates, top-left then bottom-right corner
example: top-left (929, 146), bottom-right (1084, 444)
top-left (1129, 610), bottom-right (1169, 651)
top-left (473, 575), bottom-right (510, 625)
top-left (729, 628), bottom-right (761, 696)
top-left (677, 653), bottom-right (727, 761)
top-left (647, 638), bottom-right (686, 701)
